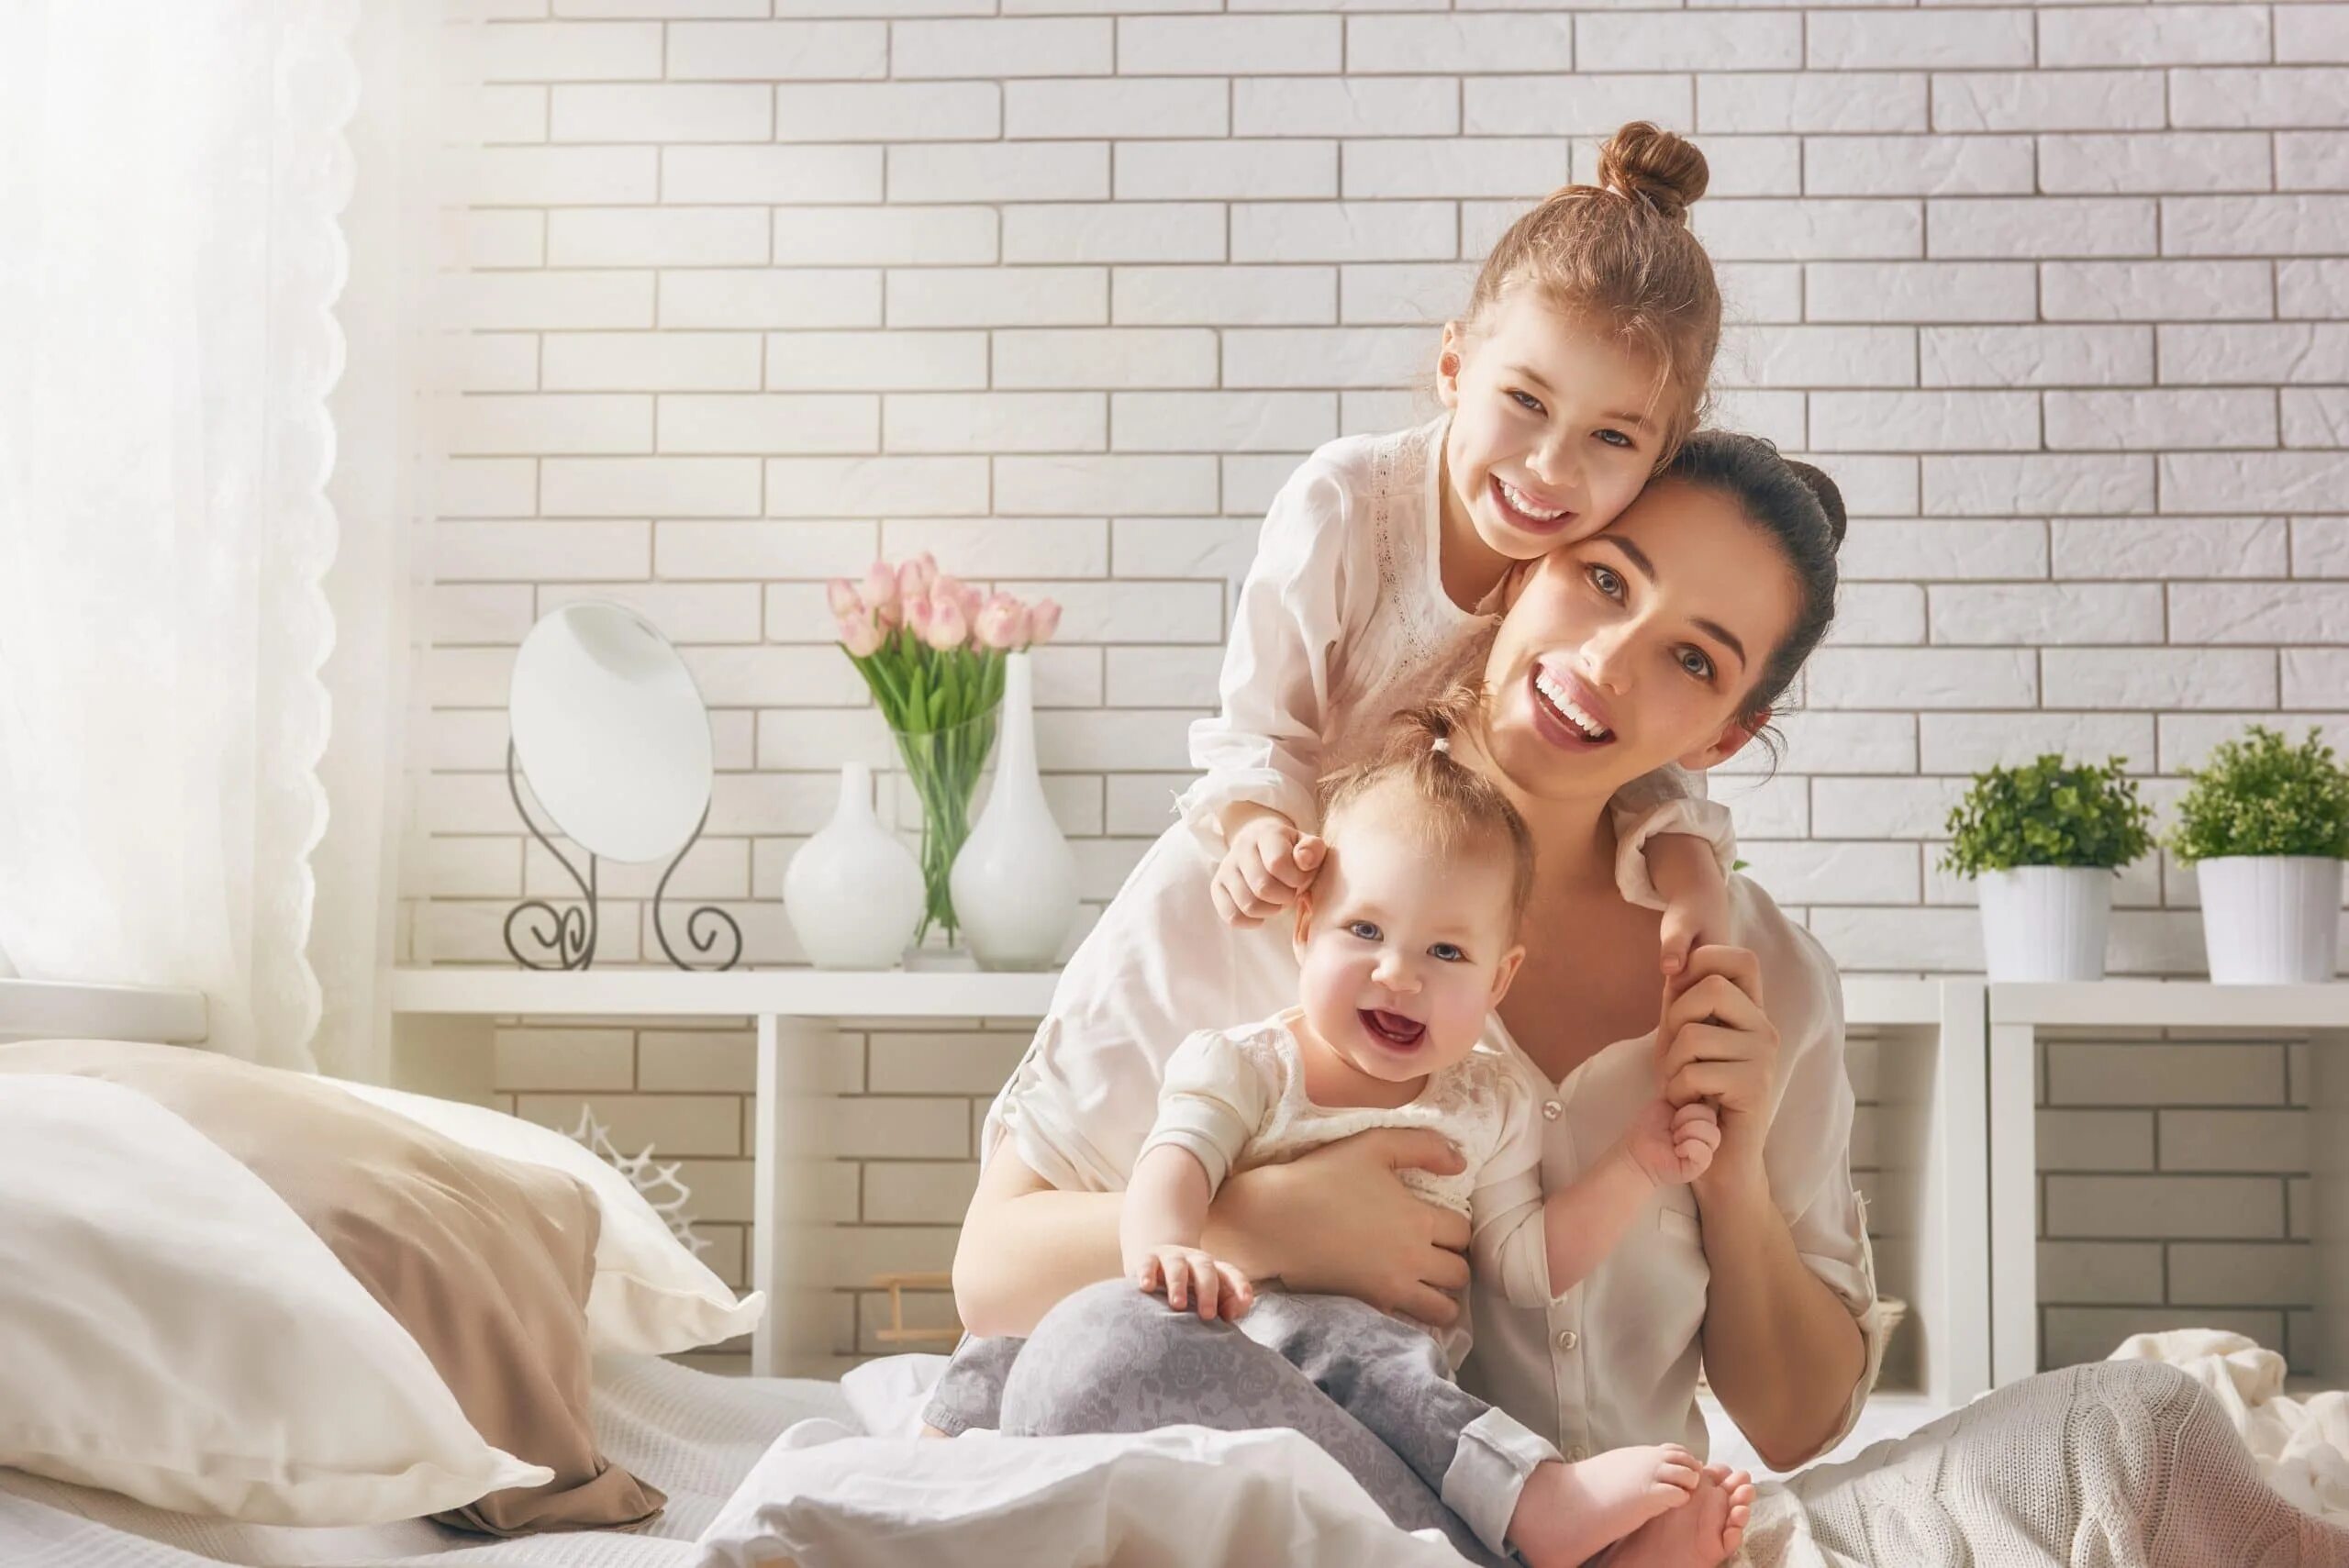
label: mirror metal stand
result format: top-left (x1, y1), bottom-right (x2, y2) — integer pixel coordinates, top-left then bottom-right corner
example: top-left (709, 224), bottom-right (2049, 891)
top-left (501, 744), bottom-right (740, 972)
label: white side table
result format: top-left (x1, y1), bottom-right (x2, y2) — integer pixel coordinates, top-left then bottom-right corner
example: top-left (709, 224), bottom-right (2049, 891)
top-left (1987, 982), bottom-right (2349, 1389)
top-left (389, 967), bottom-right (1055, 1375)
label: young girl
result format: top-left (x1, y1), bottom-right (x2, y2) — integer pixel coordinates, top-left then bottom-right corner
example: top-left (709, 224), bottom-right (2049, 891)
top-left (1116, 702), bottom-right (1753, 1568)
top-left (1189, 119), bottom-right (1737, 961)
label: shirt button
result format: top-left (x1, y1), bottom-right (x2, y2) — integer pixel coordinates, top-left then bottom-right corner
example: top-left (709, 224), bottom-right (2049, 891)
top-left (1556, 1329), bottom-right (1578, 1351)
top-left (1566, 1446), bottom-right (1588, 1462)
top-left (1541, 1100), bottom-right (1563, 1122)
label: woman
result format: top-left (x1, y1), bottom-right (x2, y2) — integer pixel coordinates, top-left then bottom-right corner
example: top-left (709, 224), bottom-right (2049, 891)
top-left (949, 432), bottom-right (2348, 1568)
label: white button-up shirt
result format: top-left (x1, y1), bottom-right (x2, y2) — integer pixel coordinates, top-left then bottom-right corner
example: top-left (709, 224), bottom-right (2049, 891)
top-left (985, 823), bottom-right (1887, 1465)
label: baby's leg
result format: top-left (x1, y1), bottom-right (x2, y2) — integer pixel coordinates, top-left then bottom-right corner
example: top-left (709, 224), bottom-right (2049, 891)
top-left (1000, 1280), bottom-right (1508, 1567)
top-left (918, 1331), bottom-right (1026, 1437)
top-left (1244, 1292), bottom-right (1696, 1566)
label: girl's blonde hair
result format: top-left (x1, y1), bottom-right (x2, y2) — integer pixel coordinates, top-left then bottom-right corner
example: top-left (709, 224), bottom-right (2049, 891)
top-left (1463, 121), bottom-right (1721, 461)
top-left (1316, 685), bottom-right (1537, 929)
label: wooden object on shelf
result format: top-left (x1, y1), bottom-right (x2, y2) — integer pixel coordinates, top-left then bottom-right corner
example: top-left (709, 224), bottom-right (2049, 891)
top-left (871, 1272), bottom-right (960, 1348)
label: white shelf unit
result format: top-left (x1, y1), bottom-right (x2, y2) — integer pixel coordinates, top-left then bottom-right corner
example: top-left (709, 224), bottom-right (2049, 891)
top-left (1987, 983), bottom-right (2349, 1390)
top-left (388, 968), bottom-right (1989, 1395)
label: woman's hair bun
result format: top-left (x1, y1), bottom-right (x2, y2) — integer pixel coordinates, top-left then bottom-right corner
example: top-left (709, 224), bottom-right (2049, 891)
top-left (1595, 122), bottom-right (1709, 226)
top-left (1784, 459), bottom-right (1848, 550)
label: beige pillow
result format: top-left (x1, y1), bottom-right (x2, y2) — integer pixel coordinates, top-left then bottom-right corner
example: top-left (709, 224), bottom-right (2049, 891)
top-left (0, 1040), bottom-right (665, 1536)
top-left (0, 1073), bottom-right (552, 1525)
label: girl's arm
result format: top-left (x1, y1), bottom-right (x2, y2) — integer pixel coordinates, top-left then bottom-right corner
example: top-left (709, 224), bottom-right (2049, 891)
top-left (1610, 766), bottom-right (1738, 973)
top-left (952, 1128), bottom-right (1475, 1338)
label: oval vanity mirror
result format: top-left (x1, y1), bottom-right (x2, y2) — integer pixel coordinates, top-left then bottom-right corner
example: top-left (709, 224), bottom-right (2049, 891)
top-left (509, 601), bottom-right (714, 864)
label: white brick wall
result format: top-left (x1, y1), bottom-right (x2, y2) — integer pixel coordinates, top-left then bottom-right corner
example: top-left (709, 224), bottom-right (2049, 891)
top-left (414, 1), bottom-right (2345, 1372)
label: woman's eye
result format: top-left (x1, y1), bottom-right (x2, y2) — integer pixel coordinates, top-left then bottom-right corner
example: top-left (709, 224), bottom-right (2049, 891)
top-left (1678, 647), bottom-right (1716, 682)
top-left (1597, 428), bottom-right (1633, 449)
top-left (1508, 389), bottom-right (1545, 416)
top-left (1348, 921), bottom-right (1382, 941)
top-left (1586, 563), bottom-right (1623, 600)
top-left (1430, 942), bottom-right (1466, 962)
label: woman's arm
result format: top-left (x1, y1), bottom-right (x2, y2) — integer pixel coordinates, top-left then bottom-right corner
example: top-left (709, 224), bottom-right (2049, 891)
top-left (952, 1127), bottom-right (1475, 1339)
top-left (1658, 945), bottom-right (1871, 1471)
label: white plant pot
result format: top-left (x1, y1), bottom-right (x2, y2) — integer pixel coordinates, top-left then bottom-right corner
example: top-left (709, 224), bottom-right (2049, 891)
top-left (1976, 866), bottom-right (2113, 983)
top-left (783, 763), bottom-right (926, 970)
top-left (950, 652), bottom-right (1078, 971)
top-left (2194, 855), bottom-right (2343, 985)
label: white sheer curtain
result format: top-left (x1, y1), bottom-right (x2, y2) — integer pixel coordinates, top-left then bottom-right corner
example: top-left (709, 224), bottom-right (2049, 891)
top-left (0, 1), bottom-right (466, 1072)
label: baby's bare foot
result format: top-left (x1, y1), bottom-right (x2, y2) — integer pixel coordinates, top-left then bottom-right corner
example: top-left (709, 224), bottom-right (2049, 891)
top-left (1590, 1462), bottom-right (1756, 1568)
top-left (1508, 1444), bottom-right (1700, 1568)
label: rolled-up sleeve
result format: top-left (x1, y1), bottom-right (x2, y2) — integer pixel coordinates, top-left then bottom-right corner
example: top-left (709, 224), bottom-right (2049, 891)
top-left (1468, 1074), bottom-right (1555, 1310)
top-left (1609, 765), bottom-right (1738, 911)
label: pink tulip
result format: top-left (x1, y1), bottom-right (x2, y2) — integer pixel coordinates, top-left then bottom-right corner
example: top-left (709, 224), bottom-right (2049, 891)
top-left (974, 594), bottom-right (1026, 651)
top-left (926, 592), bottom-right (970, 651)
top-left (958, 582), bottom-right (985, 621)
top-left (904, 593), bottom-right (935, 639)
top-left (861, 562), bottom-right (899, 618)
top-left (896, 552), bottom-right (938, 603)
top-left (1027, 598), bottom-right (1062, 645)
top-left (837, 609), bottom-right (884, 658)
top-left (826, 578), bottom-right (861, 618)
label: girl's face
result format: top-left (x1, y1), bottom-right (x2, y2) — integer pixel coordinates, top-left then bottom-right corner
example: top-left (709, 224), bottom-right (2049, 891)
top-left (1437, 288), bottom-right (1675, 562)
top-left (1482, 477), bottom-right (1802, 804)
top-left (1292, 787), bottom-right (1524, 1086)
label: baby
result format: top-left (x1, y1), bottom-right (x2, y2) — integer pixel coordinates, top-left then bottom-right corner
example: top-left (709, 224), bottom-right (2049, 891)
top-left (1118, 697), bottom-right (1753, 1568)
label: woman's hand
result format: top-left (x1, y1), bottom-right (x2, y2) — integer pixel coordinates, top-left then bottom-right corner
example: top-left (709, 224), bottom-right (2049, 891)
top-left (1209, 1127), bottom-right (1470, 1326)
top-left (1654, 946), bottom-right (1783, 1195)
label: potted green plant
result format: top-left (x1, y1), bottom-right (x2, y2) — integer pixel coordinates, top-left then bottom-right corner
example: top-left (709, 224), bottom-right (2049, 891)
top-left (2168, 726), bottom-right (2349, 984)
top-left (1941, 755), bottom-right (2153, 982)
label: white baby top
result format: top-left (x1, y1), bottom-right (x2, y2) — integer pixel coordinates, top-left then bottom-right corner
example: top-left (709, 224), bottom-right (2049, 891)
top-left (1178, 412), bottom-right (1730, 907)
top-left (1136, 1012), bottom-right (1558, 1367)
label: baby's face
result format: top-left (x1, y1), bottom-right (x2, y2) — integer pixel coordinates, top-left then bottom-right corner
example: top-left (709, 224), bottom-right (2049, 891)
top-left (1293, 795), bottom-right (1524, 1085)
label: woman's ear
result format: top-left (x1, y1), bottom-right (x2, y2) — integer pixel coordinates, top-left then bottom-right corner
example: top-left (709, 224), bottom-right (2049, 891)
top-left (1678, 707), bottom-right (1766, 772)
top-left (1437, 320), bottom-right (1464, 409)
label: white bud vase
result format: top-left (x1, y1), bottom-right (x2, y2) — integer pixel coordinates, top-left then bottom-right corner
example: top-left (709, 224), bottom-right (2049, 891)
top-left (950, 652), bottom-right (1078, 970)
top-left (784, 763), bottom-right (925, 970)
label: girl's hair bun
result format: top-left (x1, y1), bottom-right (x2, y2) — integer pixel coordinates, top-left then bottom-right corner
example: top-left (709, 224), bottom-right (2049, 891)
top-left (1783, 459), bottom-right (1849, 550)
top-left (1594, 121), bottom-right (1709, 226)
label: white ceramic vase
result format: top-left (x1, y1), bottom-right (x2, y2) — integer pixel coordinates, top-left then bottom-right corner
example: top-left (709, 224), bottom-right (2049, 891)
top-left (783, 763), bottom-right (926, 970)
top-left (950, 652), bottom-right (1078, 971)
top-left (1976, 866), bottom-right (2112, 983)
top-left (2194, 855), bottom-right (2343, 984)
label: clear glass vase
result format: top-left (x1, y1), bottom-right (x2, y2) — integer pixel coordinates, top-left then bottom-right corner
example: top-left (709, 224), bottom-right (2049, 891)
top-left (887, 705), bottom-right (1001, 962)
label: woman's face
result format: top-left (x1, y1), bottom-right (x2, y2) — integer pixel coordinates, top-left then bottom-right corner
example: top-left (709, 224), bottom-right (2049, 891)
top-left (1482, 476), bottom-right (1801, 803)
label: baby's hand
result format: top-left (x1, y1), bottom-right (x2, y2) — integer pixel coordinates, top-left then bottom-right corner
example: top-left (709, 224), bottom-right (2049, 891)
top-left (1134, 1244), bottom-right (1255, 1321)
top-left (1210, 815), bottom-right (1326, 928)
top-left (1623, 1098), bottom-right (1721, 1187)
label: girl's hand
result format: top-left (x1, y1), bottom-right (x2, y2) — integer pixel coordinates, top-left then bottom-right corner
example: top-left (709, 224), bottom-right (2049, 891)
top-left (1622, 1097), bottom-right (1721, 1187)
top-left (1213, 1128), bottom-right (1470, 1326)
top-left (1211, 814), bottom-right (1326, 928)
top-left (1134, 1245), bottom-right (1253, 1321)
top-left (1655, 946), bottom-right (1783, 1192)
top-left (1647, 833), bottom-right (1731, 979)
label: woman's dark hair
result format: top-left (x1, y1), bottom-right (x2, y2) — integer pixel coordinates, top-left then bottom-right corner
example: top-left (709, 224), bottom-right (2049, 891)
top-left (1658, 430), bottom-right (1845, 740)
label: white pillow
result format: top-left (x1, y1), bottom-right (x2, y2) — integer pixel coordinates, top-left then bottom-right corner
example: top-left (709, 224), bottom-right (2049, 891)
top-left (0, 1074), bottom-right (552, 1524)
top-left (333, 1079), bottom-right (766, 1355)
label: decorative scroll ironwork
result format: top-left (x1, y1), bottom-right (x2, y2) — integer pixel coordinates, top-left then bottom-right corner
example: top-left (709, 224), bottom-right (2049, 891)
top-left (651, 804), bottom-right (741, 972)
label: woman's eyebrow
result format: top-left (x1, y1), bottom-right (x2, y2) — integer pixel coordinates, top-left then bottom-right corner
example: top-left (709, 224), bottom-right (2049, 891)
top-left (1593, 532), bottom-right (1750, 671)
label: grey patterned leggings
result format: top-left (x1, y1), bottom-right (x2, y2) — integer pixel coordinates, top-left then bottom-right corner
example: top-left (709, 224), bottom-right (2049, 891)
top-left (990, 1281), bottom-right (1515, 1567)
